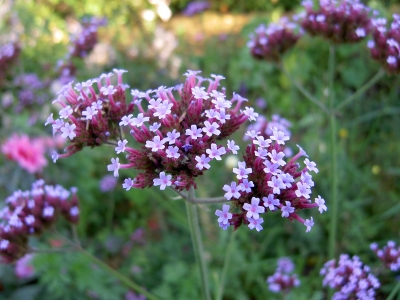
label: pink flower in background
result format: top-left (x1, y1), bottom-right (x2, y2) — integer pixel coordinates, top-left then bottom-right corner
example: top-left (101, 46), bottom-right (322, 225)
top-left (1, 134), bottom-right (48, 174)
top-left (15, 254), bottom-right (35, 279)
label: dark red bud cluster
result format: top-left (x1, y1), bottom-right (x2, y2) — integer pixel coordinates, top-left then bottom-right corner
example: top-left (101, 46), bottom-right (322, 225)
top-left (301, 0), bottom-right (372, 44)
top-left (368, 14), bottom-right (400, 74)
top-left (248, 17), bottom-right (303, 62)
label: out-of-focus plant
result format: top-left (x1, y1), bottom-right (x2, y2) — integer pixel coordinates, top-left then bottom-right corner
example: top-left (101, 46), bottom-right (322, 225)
top-left (247, 0), bottom-right (400, 298)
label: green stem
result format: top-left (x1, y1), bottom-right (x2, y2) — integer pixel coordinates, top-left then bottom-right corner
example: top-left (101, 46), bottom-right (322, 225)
top-left (215, 231), bottom-right (236, 300)
top-left (50, 229), bottom-right (160, 300)
top-left (336, 68), bottom-right (385, 111)
top-left (387, 280), bottom-right (400, 300)
top-left (280, 62), bottom-right (330, 114)
top-left (186, 188), bottom-right (211, 300)
top-left (169, 187), bottom-right (228, 204)
top-left (29, 247), bottom-right (77, 253)
top-left (328, 45), bottom-right (338, 260)
top-left (107, 193), bottom-right (116, 235)
top-left (72, 224), bottom-right (81, 247)
top-left (190, 196), bottom-right (229, 204)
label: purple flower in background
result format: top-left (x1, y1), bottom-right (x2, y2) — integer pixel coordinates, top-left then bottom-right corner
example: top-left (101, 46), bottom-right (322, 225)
top-left (370, 241), bottom-right (400, 271)
top-left (320, 254), bottom-right (380, 300)
top-left (369, 14), bottom-right (400, 74)
top-left (248, 16), bottom-right (303, 62)
top-left (267, 257), bottom-right (300, 294)
top-left (0, 180), bottom-right (79, 263)
top-left (15, 254), bottom-right (35, 279)
top-left (125, 290), bottom-right (146, 300)
top-left (99, 175), bottom-right (118, 192)
top-left (182, 1), bottom-right (210, 16)
top-left (0, 42), bottom-right (20, 87)
top-left (301, 0), bottom-right (372, 44)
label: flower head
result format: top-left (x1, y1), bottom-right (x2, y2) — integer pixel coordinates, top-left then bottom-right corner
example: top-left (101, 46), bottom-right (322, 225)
top-left (267, 257), bottom-right (300, 294)
top-left (369, 14), bottom-right (400, 74)
top-left (47, 68), bottom-right (133, 160)
top-left (0, 180), bottom-right (79, 263)
top-left (217, 115), bottom-right (324, 232)
top-left (320, 254), bottom-right (380, 299)
top-left (248, 17), bottom-right (303, 62)
top-left (370, 241), bottom-right (400, 271)
top-left (301, 0), bottom-right (372, 44)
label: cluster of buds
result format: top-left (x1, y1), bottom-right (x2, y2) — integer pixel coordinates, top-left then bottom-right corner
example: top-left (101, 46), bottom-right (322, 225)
top-left (215, 124), bottom-right (326, 232)
top-left (13, 73), bottom-right (51, 112)
top-left (370, 241), bottom-right (400, 271)
top-left (0, 42), bottom-right (20, 86)
top-left (300, 0), bottom-right (372, 44)
top-left (267, 257), bottom-right (300, 294)
top-left (368, 14), bottom-right (400, 74)
top-left (320, 254), bottom-right (380, 300)
top-left (46, 69), bottom-right (133, 160)
top-left (0, 180), bottom-right (79, 263)
top-left (247, 16), bottom-right (303, 62)
top-left (107, 70), bottom-right (253, 191)
top-left (69, 17), bottom-right (107, 58)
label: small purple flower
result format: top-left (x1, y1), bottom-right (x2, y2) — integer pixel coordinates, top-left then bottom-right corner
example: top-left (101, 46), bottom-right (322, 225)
top-left (281, 201), bottom-right (295, 217)
top-left (215, 204), bottom-right (232, 225)
top-left (153, 172), bottom-right (172, 190)
top-left (107, 158), bottom-right (121, 177)
top-left (222, 181), bottom-right (242, 200)
top-left (243, 197), bottom-right (265, 220)
top-left (247, 217), bottom-right (264, 231)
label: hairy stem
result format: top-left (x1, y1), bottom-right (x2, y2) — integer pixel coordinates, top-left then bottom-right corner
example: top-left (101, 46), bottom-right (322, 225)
top-left (186, 188), bottom-right (211, 300)
top-left (190, 196), bottom-right (229, 204)
top-left (215, 231), bottom-right (236, 300)
top-left (328, 45), bottom-right (338, 260)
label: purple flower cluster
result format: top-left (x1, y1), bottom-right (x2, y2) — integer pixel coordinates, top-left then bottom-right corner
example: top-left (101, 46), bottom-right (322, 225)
top-left (182, 1), bottom-right (210, 16)
top-left (0, 42), bottom-right (20, 86)
top-left (108, 70), bottom-right (251, 191)
top-left (216, 125), bottom-right (326, 232)
top-left (301, 0), bottom-right (372, 44)
top-left (46, 69), bottom-right (133, 160)
top-left (247, 16), bottom-right (303, 62)
top-left (370, 241), bottom-right (400, 271)
top-left (13, 73), bottom-right (51, 112)
top-left (69, 17), bottom-right (107, 58)
top-left (0, 180), bottom-right (79, 263)
top-left (368, 14), bottom-right (400, 74)
top-left (320, 254), bottom-right (380, 300)
top-left (267, 257), bottom-right (300, 294)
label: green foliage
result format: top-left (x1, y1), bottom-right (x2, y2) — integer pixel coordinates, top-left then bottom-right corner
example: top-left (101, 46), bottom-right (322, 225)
top-left (32, 252), bottom-right (125, 299)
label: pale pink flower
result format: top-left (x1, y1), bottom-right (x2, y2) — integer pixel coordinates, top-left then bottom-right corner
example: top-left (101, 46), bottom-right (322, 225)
top-left (1, 134), bottom-right (48, 174)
